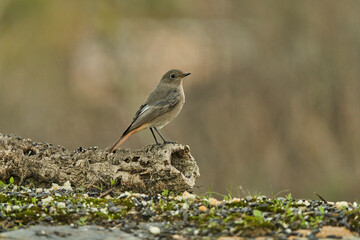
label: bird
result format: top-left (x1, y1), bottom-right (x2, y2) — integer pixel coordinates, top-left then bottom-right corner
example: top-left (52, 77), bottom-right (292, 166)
top-left (109, 69), bottom-right (191, 153)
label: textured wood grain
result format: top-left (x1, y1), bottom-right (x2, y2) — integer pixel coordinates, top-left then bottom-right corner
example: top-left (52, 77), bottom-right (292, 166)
top-left (0, 133), bottom-right (200, 194)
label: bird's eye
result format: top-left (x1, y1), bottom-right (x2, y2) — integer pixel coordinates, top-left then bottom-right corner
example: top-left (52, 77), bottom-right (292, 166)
top-left (170, 74), bottom-right (176, 79)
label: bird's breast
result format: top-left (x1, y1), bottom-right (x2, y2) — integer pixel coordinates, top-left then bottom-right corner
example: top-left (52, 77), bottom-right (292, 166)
top-left (153, 88), bottom-right (185, 129)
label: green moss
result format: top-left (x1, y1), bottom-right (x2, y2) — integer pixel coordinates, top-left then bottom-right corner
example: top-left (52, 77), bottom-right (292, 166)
top-left (1, 184), bottom-right (360, 238)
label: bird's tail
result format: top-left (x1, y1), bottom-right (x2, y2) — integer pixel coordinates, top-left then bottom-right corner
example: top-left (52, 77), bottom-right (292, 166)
top-left (109, 131), bottom-right (134, 153)
top-left (109, 123), bottom-right (149, 153)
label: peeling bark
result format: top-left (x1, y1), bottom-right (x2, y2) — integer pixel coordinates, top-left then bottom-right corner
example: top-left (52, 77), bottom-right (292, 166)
top-left (0, 133), bottom-right (200, 194)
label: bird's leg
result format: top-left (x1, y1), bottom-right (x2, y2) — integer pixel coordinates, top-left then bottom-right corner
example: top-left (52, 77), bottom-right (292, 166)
top-left (150, 128), bottom-right (161, 146)
top-left (154, 127), bottom-right (176, 144)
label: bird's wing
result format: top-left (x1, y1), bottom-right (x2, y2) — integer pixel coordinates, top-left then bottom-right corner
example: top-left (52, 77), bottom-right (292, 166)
top-left (122, 89), bottom-right (181, 135)
top-left (121, 103), bottom-right (148, 136)
top-left (150, 89), bottom-right (181, 108)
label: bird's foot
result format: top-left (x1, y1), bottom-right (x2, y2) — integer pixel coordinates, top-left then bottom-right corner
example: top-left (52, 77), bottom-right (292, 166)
top-left (163, 141), bottom-right (176, 144)
top-left (150, 143), bottom-right (161, 150)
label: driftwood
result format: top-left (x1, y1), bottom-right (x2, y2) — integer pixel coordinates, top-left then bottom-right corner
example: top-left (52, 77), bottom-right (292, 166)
top-left (0, 133), bottom-right (200, 194)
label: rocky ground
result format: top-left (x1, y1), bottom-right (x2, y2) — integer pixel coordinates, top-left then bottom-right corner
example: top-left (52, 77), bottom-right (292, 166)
top-left (0, 134), bottom-right (359, 239)
top-left (0, 181), bottom-right (359, 239)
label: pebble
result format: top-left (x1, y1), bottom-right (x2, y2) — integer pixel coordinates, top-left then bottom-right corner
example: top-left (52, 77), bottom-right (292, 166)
top-left (209, 198), bottom-right (222, 206)
top-left (148, 226), bottom-right (161, 235)
top-left (246, 196), bottom-right (253, 201)
top-left (41, 196), bottom-right (54, 204)
top-left (249, 202), bottom-right (258, 207)
top-left (199, 205), bottom-right (208, 212)
top-left (175, 191), bottom-right (196, 201)
top-left (35, 188), bottom-right (43, 193)
top-left (183, 211), bottom-right (188, 222)
top-left (12, 206), bottom-right (20, 211)
top-left (131, 197), bottom-right (141, 206)
top-left (29, 192), bottom-right (36, 198)
top-left (108, 201), bottom-right (115, 208)
top-left (336, 201), bottom-right (349, 210)
top-left (100, 208), bottom-right (108, 215)
top-left (230, 198), bottom-right (241, 203)
top-left (27, 204), bottom-right (35, 209)
top-left (182, 202), bottom-right (189, 210)
top-left (0, 183), bottom-right (358, 239)
top-left (109, 206), bottom-right (121, 213)
top-left (142, 207), bottom-right (155, 217)
top-left (57, 202), bottom-right (66, 208)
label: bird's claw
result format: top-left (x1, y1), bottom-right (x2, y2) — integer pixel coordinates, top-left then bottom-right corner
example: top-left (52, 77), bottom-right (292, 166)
top-left (150, 143), bottom-right (161, 150)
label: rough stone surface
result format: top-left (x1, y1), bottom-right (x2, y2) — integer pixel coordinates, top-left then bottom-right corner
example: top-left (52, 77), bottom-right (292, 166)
top-left (0, 133), bottom-right (200, 194)
top-left (0, 225), bottom-right (141, 240)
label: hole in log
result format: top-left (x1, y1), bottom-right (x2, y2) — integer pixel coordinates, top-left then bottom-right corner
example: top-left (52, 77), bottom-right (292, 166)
top-left (23, 148), bottom-right (36, 156)
top-left (140, 173), bottom-right (150, 181)
top-left (140, 158), bottom-right (149, 166)
top-left (170, 150), bottom-right (189, 177)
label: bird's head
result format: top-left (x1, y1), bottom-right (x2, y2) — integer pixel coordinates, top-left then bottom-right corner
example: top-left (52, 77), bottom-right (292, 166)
top-left (161, 69), bottom-right (191, 85)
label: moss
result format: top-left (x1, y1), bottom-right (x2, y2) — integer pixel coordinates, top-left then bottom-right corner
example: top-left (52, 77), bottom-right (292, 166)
top-left (1, 184), bottom-right (360, 238)
top-left (226, 201), bottom-right (247, 208)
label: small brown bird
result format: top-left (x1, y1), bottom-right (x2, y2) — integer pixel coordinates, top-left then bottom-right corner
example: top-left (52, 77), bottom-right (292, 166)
top-left (110, 69), bottom-right (191, 153)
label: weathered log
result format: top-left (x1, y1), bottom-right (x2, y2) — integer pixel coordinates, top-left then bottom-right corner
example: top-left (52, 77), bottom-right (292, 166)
top-left (0, 133), bottom-right (200, 194)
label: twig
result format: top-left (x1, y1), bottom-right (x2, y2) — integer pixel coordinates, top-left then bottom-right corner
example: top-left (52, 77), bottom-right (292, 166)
top-left (86, 184), bottom-right (101, 190)
top-left (314, 192), bottom-right (327, 203)
top-left (99, 187), bottom-right (115, 198)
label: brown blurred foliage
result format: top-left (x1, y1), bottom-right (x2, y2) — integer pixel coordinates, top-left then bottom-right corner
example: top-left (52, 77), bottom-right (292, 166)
top-left (1, 0), bottom-right (360, 200)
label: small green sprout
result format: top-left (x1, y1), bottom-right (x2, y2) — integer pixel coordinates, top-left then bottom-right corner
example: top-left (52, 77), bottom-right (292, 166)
top-left (253, 209), bottom-right (262, 218)
top-left (77, 217), bottom-right (88, 226)
top-left (0, 180), bottom-right (7, 188)
top-left (285, 193), bottom-right (292, 201)
top-left (162, 189), bottom-right (169, 197)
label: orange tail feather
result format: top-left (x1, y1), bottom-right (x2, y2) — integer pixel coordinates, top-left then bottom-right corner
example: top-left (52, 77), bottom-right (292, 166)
top-left (109, 131), bottom-right (135, 153)
top-left (109, 124), bottom-right (149, 153)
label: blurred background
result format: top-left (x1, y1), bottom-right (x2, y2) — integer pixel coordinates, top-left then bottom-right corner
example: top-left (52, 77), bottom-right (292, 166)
top-left (1, 0), bottom-right (360, 201)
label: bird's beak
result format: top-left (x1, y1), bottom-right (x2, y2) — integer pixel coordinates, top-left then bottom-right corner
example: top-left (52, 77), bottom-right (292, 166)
top-left (181, 73), bottom-right (191, 78)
